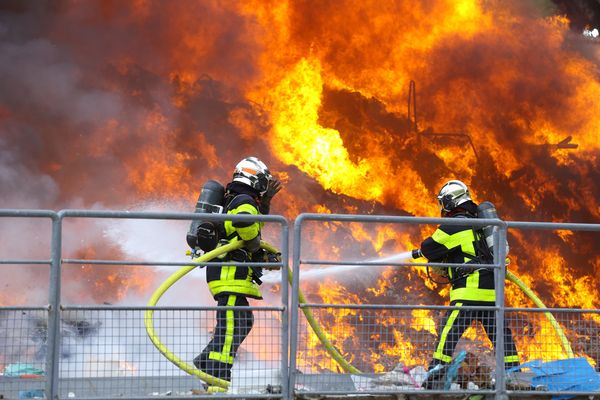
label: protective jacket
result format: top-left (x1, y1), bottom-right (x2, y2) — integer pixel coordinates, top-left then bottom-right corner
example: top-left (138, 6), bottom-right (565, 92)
top-left (420, 201), bottom-right (495, 304)
top-left (206, 182), bottom-right (263, 300)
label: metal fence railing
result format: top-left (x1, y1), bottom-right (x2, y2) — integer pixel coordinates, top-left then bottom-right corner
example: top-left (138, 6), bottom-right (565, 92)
top-left (503, 221), bottom-right (600, 399)
top-left (289, 213), bottom-right (600, 400)
top-left (0, 210), bottom-right (57, 400)
top-left (1, 210), bottom-right (600, 400)
top-left (1, 209), bottom-right (288, 400)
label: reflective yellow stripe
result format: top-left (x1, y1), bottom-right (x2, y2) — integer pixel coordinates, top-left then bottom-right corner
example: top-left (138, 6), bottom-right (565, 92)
top-left (208, 295), bottom-right (237, 365)
top-left (505, 354), bottom-right (519, 363)
top-left (466, 270), bottom-right (480, 288)
top-left (208, 280), bottom-right (262, 298)
top-left (433, 302), bottom-right (462, 363)
top-left (431, 228), bottom-right (477, 257)
top-left (220, 265), bottom-right (235, 281)
top-left (450, 287), bottom-right (496, 302)
top-left (222, 295), bottom-right (236, 362)
top-left (224, 203), bottom-right (262, 241)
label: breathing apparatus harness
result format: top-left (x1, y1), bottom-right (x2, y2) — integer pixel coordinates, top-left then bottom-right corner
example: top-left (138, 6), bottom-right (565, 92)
top-left (186, 180), bottom-right (274, 285)
top-left (418, 201), bottom-right (501, 286)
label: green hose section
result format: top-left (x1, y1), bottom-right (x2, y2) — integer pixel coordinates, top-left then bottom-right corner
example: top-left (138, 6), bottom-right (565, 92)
top-left (506, 270), bottom-right (574, 358)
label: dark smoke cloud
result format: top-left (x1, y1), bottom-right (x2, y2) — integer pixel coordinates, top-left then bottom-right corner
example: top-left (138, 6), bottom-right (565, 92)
top-left (0, 0), bottom-right (280, 307)
top-left (0, 1), bottom-right (271, 210)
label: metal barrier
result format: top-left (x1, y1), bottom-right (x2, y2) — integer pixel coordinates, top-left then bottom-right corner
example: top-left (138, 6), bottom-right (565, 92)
top-left (289, 213), bottom-right (600, 399)
top-left (2, 209), bottom-right (600, 399)
top-left (0, 210), bottom-right (58, 400)
top-left (0, 210), bottom-right (288, 400)
top-left (503, 221), bottom-right (600, 399)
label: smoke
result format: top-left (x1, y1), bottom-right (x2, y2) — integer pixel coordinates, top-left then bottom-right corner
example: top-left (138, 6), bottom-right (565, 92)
top-left (0, 1), bottom-right (266, 305)
top-left (0, 138), bottom-right (58, 208)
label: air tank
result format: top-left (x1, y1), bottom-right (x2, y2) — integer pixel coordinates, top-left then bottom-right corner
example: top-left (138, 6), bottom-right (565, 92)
top-left (477, 201), bottom-right (509, 257)
top-left (186, 180), bottom-right (225, 250)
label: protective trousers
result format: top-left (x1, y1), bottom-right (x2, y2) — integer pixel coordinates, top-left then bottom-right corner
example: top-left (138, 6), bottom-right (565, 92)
top-left (194, 294), bottom-right (254, 381)
top-left (431, 302), bottom-right (519, 368)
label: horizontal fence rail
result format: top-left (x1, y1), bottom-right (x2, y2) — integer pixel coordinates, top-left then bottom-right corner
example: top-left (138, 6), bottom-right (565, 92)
top-left (0, 210), bottom-right (289, 400)
top-left (1, 209), bottom-right (599, 399)
top-left (290, 213), bottom-right (600, 400)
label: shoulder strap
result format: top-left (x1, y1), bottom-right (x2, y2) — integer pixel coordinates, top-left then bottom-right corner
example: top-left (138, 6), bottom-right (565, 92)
top-left (472, 228), bottom-right (494, 263)
top-left (224, 193), bottom-right (258, 213)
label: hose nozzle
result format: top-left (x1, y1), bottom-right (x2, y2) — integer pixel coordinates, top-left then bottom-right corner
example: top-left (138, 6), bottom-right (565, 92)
top-left (412, 249), bottom-right (423, 259)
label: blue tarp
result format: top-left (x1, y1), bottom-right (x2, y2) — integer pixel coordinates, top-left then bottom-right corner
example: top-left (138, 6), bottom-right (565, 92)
top-left (4, 363), bottom-right (44, 377)
top-left (508, 357), bottom-right (600, 400)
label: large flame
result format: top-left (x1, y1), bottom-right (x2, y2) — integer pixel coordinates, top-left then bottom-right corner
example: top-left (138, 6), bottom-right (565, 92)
top-left (1, 0), bottom-right (599, 373)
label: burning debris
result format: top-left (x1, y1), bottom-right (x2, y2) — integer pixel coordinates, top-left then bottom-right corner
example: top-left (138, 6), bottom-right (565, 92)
top-left (0, 0), bottom-right (599, 391)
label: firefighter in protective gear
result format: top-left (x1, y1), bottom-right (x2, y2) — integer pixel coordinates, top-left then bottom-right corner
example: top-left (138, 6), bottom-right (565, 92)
top-left (414, 180), bottom-right (519, 389)
top-left (193, 156), bottom-right (282, 382)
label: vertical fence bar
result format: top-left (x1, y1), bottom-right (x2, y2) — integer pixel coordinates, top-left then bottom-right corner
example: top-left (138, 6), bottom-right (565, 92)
top-left (45, 213), bottom-right (62, 400)
top-left (494, 224), bottom-right (508, 400)
top-left (287, 215), bottom-right (303, 399)
top-left (280, 223), bottom-right (290, 400)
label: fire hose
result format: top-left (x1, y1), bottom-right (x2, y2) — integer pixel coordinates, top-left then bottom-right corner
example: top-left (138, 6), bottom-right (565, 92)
top-left (145, 241), bottom-right (572, 389)
top-left (144, 240), bottom-right (357, 390)
top-left (505, 270), bottom-right (574, 358)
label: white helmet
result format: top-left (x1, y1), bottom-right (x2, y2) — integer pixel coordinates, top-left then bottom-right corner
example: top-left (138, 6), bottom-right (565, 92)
top-left (232, 157), bottom-right (272, 195)
top-left (437, 180), bottom-right (471, 212)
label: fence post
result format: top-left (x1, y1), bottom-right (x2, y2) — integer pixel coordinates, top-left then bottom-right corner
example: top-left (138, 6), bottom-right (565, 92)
top-left (45, 213), bottom-right (62, 400)
top-left (288, 216), bottom-right (303, 400)
top-left (494, 224), bottom-right (508, 400)
top-left (281, 224), bottom-right (290, 400)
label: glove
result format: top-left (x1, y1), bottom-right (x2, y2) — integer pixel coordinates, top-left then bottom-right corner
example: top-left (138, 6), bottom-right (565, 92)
top-left (259, 178), bottom-right (282, 214)
top-left (264, 178), bottom-right (282, 201)
top-left (252, 249), bottom-right (282, 270)
top-left (431, 266), bottom-right (449, 279)
top-left (454, 266), bottom-right (472, 279)
top-left (265, 252), bottom-right (282, 270)
top-left (229, 248), bottom-right (249, 262)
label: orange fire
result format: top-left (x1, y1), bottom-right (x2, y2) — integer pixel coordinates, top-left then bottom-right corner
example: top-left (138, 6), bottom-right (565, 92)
top-left (2, 0), bottom-right (599, 375)
top-left (63, 246), bottom-right (156, 304)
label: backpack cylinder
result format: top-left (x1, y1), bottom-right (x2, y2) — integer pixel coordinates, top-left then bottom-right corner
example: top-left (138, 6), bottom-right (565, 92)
top-left (477, 201), bottom-right (509, 258)
top-left (477, 201), bottom-right (498, 253)
top-left (186, 180), bottom-right (225, 250)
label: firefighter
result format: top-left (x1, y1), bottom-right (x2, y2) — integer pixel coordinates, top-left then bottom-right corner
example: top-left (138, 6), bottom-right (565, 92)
top-left (193, 156), bottom-right (281, 384)
top-left (412, 180), bottom-right (519, 389)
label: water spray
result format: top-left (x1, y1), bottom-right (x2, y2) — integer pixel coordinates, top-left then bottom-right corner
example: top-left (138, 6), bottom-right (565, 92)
top-left (262, 250), bottom-right (414, 283)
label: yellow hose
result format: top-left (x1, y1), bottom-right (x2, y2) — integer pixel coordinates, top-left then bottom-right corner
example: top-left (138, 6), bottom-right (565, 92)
top-left (145, 244), bottom-right (572, 388)
top-left (144, 239), bottom-right (360, 391)
top-left (144, 241), bottom-right (242, 389)
top-left (259, 244), bottom-right (360, 373)
top-left (506, 270), bottom-right (574, 358)
top-left (292, 276), bottom-right (362, 374)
